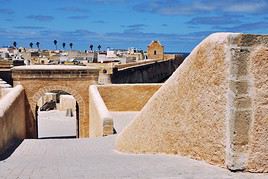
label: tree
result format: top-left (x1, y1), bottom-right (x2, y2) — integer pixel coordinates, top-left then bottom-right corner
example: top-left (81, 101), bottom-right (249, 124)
top-left (53, 40), bottom-right (58, 50)
top-left (13, 41), bottom-right (17, 48)
top-left (97, 45), bottom-right (101, 51)
top-left (36, 42), bottom-right (40, 49)
top-left (29, 42), bottom-right (33, 48)
top-left (62, 42), bottom-right (66, 49)
top-left (69, 43), bottom-right (73, 50)
top-left (89, 44), bottom-right (93, 51)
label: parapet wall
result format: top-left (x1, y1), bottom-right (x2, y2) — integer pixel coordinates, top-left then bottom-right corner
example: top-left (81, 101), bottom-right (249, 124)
top-left (89, 85), bottom-right (113, 137)
top-left (97, 84), bottom-right (161, 111)
top-left (89, 84), bottom-right (161, 137)
top-left (116, 33), bottom-right (268, 173)
top-left (0, 85), bottom-right (29, 154)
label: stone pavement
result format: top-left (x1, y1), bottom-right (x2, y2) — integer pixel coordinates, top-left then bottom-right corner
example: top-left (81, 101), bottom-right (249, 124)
top-left (38, 110), bottom-right (76, 138)
top-left (0, 136), bottom-right (268, 179)
top-left (110, 112), bottom-right (138, 133)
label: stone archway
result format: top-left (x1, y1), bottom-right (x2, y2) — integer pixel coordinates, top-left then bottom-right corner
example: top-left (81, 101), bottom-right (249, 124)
top-left (32, 85), bottom-right (85, 138)
top-left (12, 65), bottom-right (100, 138)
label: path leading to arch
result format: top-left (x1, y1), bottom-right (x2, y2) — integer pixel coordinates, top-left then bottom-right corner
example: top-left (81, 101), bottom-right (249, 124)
top-left (0, 136), bottom-right (267, 178)
top-left (38, 110), bottom-right (76, 138)
top-left (12, 65), bottom-right (99, 137)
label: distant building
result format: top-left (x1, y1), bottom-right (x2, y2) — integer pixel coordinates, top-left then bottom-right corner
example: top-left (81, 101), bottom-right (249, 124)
top-left (147, 40), bottom-right (164, 60)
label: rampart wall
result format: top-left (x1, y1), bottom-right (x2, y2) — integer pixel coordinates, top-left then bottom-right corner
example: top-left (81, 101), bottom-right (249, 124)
top-left (0, 85), bottom-right (33, 155)
top-left (116, 33), bottom-right (268, 173)
top-left (111, 58), bottom-right (184, 83)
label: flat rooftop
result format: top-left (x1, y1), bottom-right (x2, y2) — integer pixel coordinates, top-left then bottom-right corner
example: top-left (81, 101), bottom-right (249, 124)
top-left (12, 65), bottom-right (98, 71)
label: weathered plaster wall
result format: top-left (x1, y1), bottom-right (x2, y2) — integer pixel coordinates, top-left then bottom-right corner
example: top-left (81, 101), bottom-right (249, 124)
top-left (89, 85), bottom-right (113, 137)
top-left (247, 46), bottom-right (268, 172)
top-left (97, 84), bottom-right (161, 111)
top-left (116, 33), bottom-right (231, 167)
top-left (116, 33), bottom-right (268, 172)
top-left (89, 84), bottom-right (160, 137)
top-left (0, 85), bottom-right (31, 154)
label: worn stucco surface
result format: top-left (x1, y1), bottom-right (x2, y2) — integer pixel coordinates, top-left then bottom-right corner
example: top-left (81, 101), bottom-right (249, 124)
top-left (0, 85), bottom-right (30, 154)
top-left (98, 84), bottom-right (161, 111)
top-left (116, 33), bottom-right (231, 167)
top-left (247, 46), bottom-right (268, 172)
top-left (116, 33), bottom-right (268, 172)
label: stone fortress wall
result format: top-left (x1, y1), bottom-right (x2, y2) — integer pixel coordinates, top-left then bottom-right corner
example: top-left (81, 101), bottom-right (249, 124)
top-left (1, 33), bottom-right (268, 173)
top-left (116, 33), bottom-right (268, 172)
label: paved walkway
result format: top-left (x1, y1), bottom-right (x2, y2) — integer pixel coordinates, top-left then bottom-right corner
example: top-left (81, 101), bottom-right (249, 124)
top-left (38, 110), bottom-right (77, 138)
top-left (0, 136), bottom-right (267, 179)
top-left (111, 111), bottom-right (138, 133)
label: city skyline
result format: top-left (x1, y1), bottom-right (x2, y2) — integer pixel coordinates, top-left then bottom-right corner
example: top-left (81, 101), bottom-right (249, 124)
top-left (0, 0), bottom-right (268, 52)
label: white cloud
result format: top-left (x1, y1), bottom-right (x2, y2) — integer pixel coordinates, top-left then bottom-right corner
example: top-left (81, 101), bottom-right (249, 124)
top-left (134, 0), bottom-right (268, 15)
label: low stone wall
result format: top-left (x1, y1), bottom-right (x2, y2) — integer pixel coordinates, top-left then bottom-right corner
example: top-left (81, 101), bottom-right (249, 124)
top-left (89, 84), bottom-right (161, 137)
top-left (89, 85), bottom-right (113, 137)
top-left (0, 85), bottom-right (28, 154)
top-left (97, 84), bottom-right (161, 111)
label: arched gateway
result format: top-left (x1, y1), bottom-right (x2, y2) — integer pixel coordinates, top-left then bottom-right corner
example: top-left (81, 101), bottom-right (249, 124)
top-left (12, 65), bottom-right (99, 138)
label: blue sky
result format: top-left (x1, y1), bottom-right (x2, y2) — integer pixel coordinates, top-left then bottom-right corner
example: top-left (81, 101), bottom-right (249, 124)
top-left (0, 0), bottom-right (268, 52)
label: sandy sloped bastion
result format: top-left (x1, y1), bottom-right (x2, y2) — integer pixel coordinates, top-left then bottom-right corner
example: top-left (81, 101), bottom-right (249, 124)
top-left (116, 33), bottom-right (268, 172)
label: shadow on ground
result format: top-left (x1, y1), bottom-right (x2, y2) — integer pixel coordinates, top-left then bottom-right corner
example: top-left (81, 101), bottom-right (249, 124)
top-left (0, 139), bottom-right (23, 161)
top-left (38, 136), bottom-right (76, 139)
